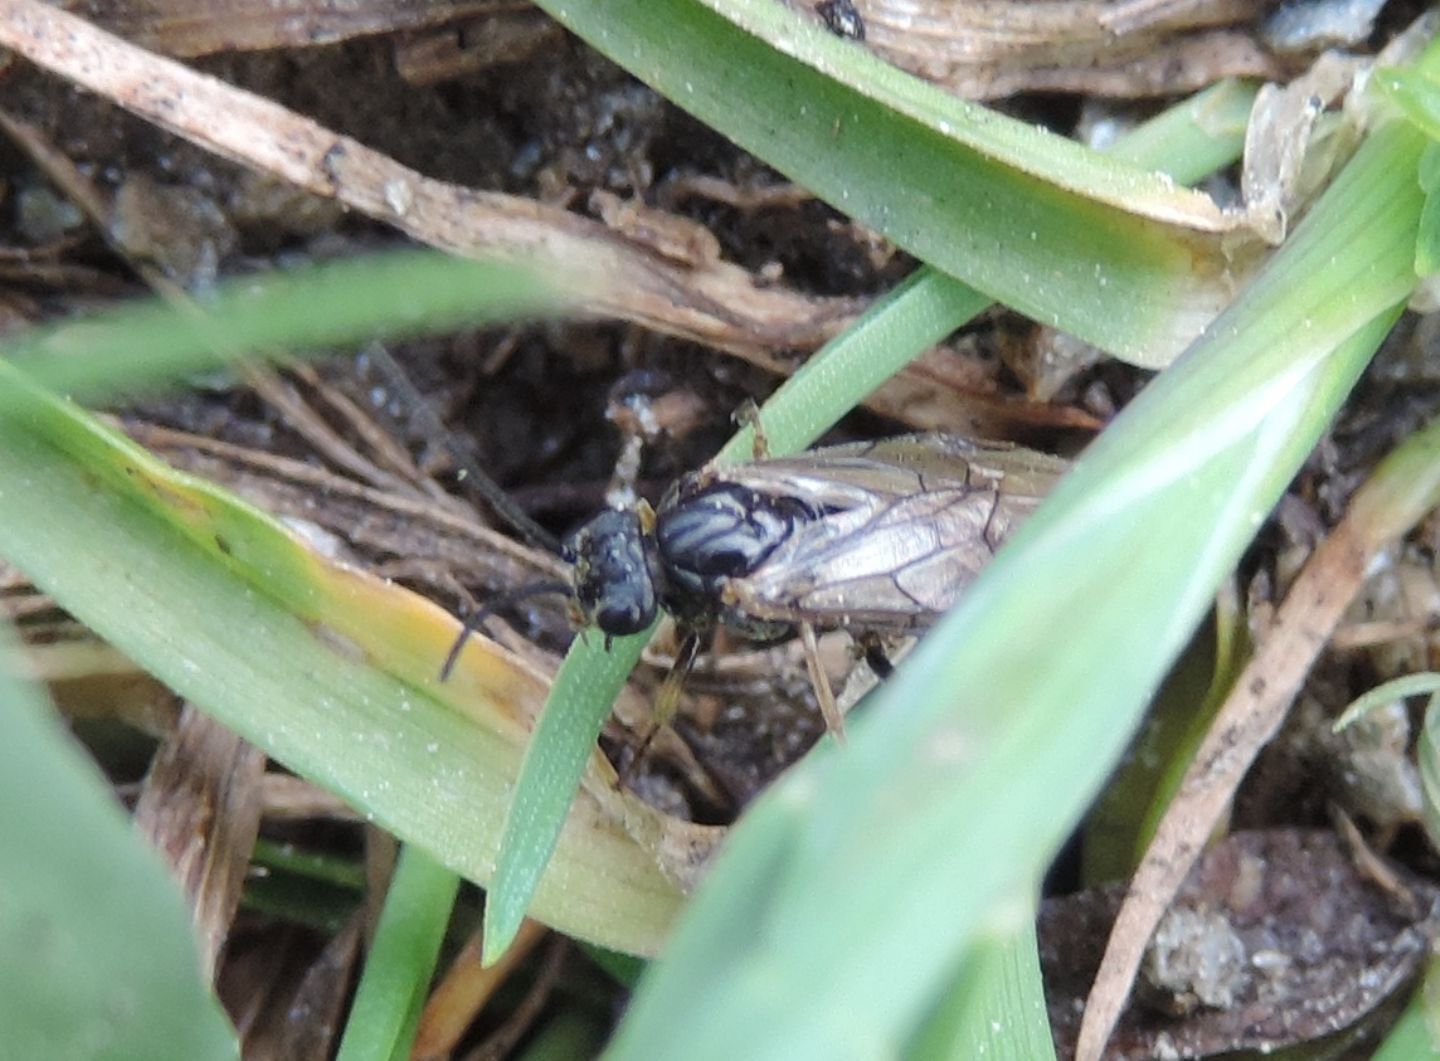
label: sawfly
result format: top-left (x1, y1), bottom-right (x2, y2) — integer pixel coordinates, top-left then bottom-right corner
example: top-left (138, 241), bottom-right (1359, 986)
top-left (558, 433), bottom-right (1067, 730)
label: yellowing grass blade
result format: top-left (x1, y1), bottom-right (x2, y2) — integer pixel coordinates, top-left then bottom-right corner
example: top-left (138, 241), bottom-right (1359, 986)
top-left (0, 364), bottom-right (683, 956)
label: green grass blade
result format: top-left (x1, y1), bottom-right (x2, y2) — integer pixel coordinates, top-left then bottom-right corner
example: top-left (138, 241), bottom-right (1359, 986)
top-left (606, 115), bottom-right (1425, 1061)
top-left (1081, 606), bottom-right (1246, 882)
top-left (1371, 957), bottom-right (1440, 1060)
top-left (716, 269), bottom-right (991, 466)
top-left (699, 0), bottom-right (1242, 227)
top-left (1422, 685), bottom-right (1440, 850)
top-left (1104, 78), bottom-right (1257, 174)
top-left (0, 623), bottom-right (239, 1060)
top-left (336, 847), bottom-right (461, 1061)
top-left (7, 248), bottom-right (577, 402)
top-left (1335, 674), bottom-right (1440, 731)
top-left (481, 630), bottom-right (652, 963)
top-left (715, 76), bottom-right (1255, 467)
top-left (531, 0), bottom-right (1244, 368)
top-left (1376, 67), bottom-right (1440, 141)
top-left (251, 839), bottom-right (367, 891)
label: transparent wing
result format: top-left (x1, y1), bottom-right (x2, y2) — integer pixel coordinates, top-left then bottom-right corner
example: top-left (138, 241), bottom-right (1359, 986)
top-left (716, 436), bottom-right (1065, 631)
top-left (710, 434), bottom-right (1066, 513)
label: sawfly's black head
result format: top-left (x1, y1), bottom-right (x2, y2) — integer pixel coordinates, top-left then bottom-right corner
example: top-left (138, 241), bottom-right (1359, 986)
top-left (563, 508), bottom-right (663, 638)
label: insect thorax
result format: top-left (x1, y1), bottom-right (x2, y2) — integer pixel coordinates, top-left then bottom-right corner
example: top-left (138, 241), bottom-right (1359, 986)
top-left (563, 479), bottom-right (819, 639)
top-left (654, 480), bottom-right (819, 637)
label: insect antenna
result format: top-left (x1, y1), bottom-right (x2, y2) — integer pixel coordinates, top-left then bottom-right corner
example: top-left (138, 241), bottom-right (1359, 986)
top-left (364, 343), bottom-right (562, 555)
top-left (439, 580), bottom-right (572, 681)
top-left (653, 630), bottom-right (703, 728)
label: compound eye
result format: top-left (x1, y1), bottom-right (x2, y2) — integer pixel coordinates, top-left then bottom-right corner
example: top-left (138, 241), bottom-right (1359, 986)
top-left (596, 595), bottom-right (654, 636)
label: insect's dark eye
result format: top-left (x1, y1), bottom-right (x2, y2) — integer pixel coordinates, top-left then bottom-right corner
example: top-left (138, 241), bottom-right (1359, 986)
top-left (656, 484), bottom-right (811, 588)
top-left (563, 509), bottom-right (660, 636)
top-left (595, 598), bottom-right (649, 635)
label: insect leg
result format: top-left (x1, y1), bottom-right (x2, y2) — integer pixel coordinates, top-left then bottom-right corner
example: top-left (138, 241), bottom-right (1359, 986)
top-left (603, 374), bottom-right (688, 510)
top-left (858, 633), bottom-right (895, 679)
top-left (439, 580), bottom-right (571, 681)
top-left (605, 431), bottom-right (646, 510)
top-left (622, 629), bottom-right (704, 785)
top-left (654, 629), bottom-right (704, 728)
top-left (800, 620), bottom-right (846, 740)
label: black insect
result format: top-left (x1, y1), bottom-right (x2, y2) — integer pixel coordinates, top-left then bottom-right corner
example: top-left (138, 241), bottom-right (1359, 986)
top-left (815, 0), bottom-right (865, 42)
top-left (568, 434), bottom-right (1063, 639)
top-left (559, 434), bottom-right (1065, 730)
top-left (445, 433), bottom-right (1064, 729)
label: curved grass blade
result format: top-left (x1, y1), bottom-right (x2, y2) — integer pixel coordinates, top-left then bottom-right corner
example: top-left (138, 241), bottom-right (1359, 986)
top-left (0, 623), bottom-right (239, 1060)
top-left (8, 248), bottom-right (577, 402)
top-left (531, 0), bottom-right (1249, 368)
top-left (606, 113), bottom-right (1426, 1059)
top-left (1335, 673), bottom-right (1440, 731)
top-left (335, 846), bottom-right (460, 1061)
top-left (698, 0), bottom-right (1237, 229)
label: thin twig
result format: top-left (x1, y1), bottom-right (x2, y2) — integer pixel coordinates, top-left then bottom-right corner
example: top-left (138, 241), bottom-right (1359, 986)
top-left (0, 0), bottom-right (861, 357)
